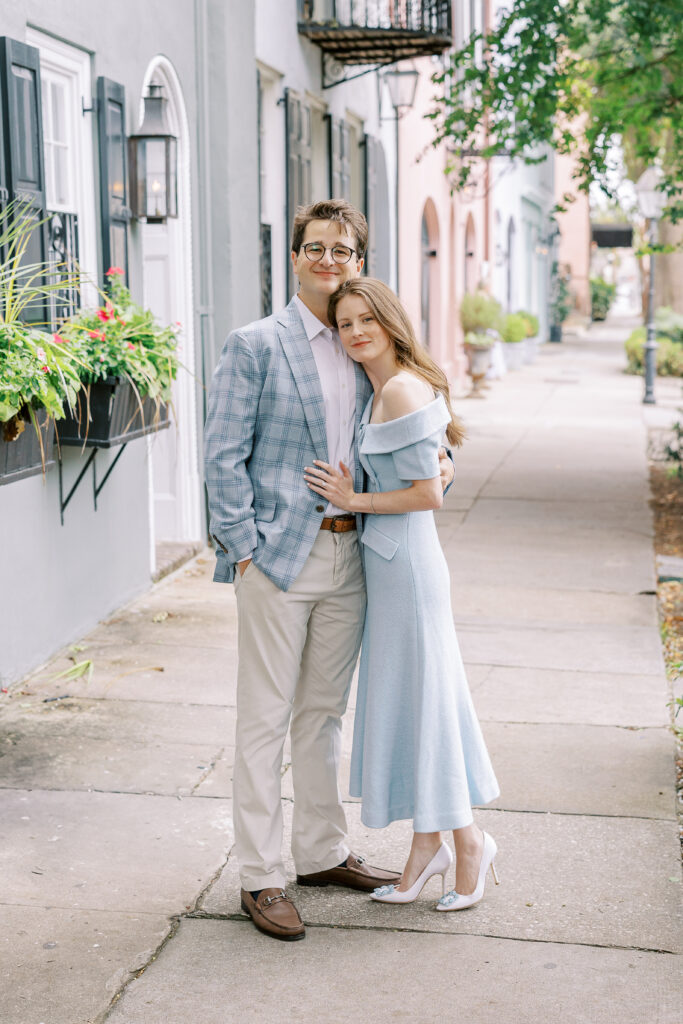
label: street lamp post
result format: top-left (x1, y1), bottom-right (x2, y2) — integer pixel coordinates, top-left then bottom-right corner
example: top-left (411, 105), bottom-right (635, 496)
top-left (635, 166), bottom-right (667, 405)
top-left (381, 65), bottom-right (419, 295)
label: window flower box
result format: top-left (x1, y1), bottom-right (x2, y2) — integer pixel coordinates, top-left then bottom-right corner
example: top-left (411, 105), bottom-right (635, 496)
top-left (56, 377), bottom-right (169, 448)
top-left (0, 408), bottom-right (55, 485)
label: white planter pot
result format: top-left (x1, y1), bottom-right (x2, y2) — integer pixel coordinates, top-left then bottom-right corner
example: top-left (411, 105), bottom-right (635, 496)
top-left (503, 342), bottom-right (525, 371)
top-left (523, 336), bottom-right (537, 363)
top-left (465, 344), bottom-right (492, 395)
top-left (486, 340), bottom-right (507, 379)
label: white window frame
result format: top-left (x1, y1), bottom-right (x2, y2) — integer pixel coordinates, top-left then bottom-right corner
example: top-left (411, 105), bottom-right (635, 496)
top-left (257, 61), bottom-right (285, 310)
top-left (26, 29), bottom-right (98, 307)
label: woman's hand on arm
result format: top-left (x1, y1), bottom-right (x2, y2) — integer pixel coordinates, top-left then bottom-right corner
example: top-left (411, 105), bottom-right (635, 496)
top-left (438, 447), bottom-right (454, 491)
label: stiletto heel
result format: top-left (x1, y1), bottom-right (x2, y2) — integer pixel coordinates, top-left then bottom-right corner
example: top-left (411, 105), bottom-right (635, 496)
top-left (436, 832), bottom-right (499, 912)
top-left (372, 842), bottom-right (453, 904)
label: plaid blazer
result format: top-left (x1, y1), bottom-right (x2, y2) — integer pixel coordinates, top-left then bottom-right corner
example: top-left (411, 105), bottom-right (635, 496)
top-left (204, 298), bottom-right (373, 591)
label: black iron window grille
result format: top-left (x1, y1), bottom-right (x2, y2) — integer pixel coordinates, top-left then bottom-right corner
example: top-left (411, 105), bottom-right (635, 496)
top-left (46, 209), bottom-right (80, 328)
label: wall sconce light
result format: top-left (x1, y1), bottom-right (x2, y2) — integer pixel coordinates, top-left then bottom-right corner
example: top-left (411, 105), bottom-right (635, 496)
top-left (128, 84), bottom-right (178, 223)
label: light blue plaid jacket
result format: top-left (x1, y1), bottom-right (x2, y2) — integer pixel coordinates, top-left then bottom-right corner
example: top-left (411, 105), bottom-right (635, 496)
top-left (204, 298), bottom-right (373, 591)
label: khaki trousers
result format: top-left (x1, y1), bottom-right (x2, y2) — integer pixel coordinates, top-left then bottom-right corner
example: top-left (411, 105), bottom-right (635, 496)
top-left (233, 529), bottom-right (366, 891)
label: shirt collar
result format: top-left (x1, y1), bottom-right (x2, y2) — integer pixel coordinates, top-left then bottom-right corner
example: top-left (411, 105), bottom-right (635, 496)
top-left (293, 293), bottom-right (332, 343)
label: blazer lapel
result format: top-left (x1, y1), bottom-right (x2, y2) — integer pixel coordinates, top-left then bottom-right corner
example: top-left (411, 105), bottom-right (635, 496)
top-left (278, 300), bottom-right (328, 461)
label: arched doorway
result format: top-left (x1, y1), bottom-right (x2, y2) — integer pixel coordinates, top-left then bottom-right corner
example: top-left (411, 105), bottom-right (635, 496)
top-left (139, 58), bottom-right (201, 572)
top-left (420, 199), bottom-right (440, 351)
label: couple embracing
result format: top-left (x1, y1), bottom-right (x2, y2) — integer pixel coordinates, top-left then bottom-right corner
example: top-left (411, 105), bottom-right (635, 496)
top-left (204, 200), bottom-right (499, 942)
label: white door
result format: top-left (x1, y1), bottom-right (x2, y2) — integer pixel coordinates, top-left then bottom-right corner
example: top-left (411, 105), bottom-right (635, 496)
top-left (143, 220), bottom-right (179, 540)
top-left (140, 61), bottom-right (200, 563)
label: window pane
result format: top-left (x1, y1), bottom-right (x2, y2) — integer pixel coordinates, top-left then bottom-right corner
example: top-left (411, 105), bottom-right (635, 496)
top-left (51, 80), bottom-right (67, 142)
top-left (53, 145), bottom-right (69, 206)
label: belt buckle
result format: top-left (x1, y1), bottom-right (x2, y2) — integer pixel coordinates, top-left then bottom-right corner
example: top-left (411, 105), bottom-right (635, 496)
top-left (328, 514), bottom-right (353, 533)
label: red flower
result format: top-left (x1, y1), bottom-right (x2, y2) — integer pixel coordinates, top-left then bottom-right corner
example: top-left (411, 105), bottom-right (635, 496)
top-left (127, 342), bottom-right (135, 350)
top-left (96, 302), bottom-right (114, 322)
top-left (41, 365), bottom-right (48, 373)
top-left (88, 329), bottom-right (106, 341)
top-left (106, 266), bottom-right (124, 276)
top-left (53, 333), bottom-right (66, 345)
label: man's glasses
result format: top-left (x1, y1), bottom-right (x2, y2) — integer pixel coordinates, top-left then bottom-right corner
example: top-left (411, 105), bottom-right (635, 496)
top-left (301, 242), bottom-right (357, 265)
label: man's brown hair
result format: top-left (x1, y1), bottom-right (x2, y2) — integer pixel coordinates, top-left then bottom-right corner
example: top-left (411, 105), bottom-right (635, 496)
top-left (291, 199), bottom-right (368, 259)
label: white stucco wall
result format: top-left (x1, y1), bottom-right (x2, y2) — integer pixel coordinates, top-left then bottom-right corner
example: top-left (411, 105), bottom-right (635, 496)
top-left (0, 0), bottom-right (259, 684)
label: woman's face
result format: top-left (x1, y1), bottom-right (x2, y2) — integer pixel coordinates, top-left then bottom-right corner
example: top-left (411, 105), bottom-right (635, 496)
top-left (335, 294), bottom-right (393, 364)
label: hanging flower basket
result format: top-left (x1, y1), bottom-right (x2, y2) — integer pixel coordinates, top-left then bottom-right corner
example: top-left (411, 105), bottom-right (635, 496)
top-left (0, 408), bottom-right (55, 485)
top-left (56, 377), bottom-right (170, 448)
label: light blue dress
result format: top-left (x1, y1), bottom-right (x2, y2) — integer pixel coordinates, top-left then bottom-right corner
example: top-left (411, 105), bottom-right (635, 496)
top-left (349, 394), bottom-right (500, 831)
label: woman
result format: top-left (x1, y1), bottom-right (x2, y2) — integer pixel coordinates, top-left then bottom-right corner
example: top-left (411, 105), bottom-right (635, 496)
top-left (303, 278), bottom-right (500, 911)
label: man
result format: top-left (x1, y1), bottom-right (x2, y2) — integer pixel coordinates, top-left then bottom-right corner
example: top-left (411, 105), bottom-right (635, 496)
top-left (204, 199), bottom-right (453, 942)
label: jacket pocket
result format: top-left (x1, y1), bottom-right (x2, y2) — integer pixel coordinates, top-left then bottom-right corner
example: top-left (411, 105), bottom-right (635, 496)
top-left (361, 522), bottom-right (399, 561)
top-left (255, 503), bottom-right (276, 524)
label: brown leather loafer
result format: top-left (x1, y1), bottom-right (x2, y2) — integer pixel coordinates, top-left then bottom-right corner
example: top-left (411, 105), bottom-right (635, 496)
top-left (240, 888), bottom-right (305, 941)
top-left (296, 852), bottom-right (401, 892)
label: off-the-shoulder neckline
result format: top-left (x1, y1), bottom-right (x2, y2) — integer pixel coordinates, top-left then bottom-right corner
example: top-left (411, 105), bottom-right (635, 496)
top-left (364, 393), bottom-right (444, 430)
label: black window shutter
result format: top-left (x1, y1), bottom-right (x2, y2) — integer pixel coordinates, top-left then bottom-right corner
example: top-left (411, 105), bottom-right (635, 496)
top-left (0, 37), bottom-right (48, 325)
top-left (327, 116), bottom-right (350, 200)
top-left (285, 88), bottom-right (312, 296)
top-left (96, 76), bottom-right (129, 286)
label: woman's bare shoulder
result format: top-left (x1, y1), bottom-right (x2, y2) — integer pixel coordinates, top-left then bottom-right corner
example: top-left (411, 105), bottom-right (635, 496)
top-left (379, 372), bottom-right (434, 421)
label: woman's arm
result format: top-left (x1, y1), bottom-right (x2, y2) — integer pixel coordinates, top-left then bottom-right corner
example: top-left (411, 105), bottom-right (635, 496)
top-left (304, 375), bottom-right (443, 514)
top-left (304, 461), bottom-right (443, 514)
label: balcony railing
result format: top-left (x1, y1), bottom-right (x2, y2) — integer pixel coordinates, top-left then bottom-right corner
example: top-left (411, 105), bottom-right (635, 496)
top-left (298, 1), bottom-right (452, 70)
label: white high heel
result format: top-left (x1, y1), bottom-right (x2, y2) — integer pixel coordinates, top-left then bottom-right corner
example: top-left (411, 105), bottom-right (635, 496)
top-left (371, 842), bottom-right (453, 904)
top-left (435, 831), bottom-right (499, 912)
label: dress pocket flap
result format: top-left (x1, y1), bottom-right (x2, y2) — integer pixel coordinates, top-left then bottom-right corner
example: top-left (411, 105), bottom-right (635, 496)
top-left (361, 522), bottom-right (399, 560)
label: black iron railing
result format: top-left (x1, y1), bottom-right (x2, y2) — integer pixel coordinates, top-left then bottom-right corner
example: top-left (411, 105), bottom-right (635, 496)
top-left (299, 1), bottom-right (451, 33)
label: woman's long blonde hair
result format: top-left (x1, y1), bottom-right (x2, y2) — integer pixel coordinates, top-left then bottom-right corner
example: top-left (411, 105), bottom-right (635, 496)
top-left (329, 278), bottom-right (465, 447)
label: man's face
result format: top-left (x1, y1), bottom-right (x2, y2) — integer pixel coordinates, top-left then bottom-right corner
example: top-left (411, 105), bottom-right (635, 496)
top-left (291, 219), bottom-right (364, 305)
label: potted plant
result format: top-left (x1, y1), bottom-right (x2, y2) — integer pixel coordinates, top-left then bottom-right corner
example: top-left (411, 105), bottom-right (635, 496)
top-left (590, 277), bottom-right (616, 321)
top-left (460, 291), bottom-right (503, 394)
top-left (624, 307), bottom-right (683, 377)
top-left (58, 268), bottom-right (178, 447)
top-left (550, 264), bottom-right (572, 342)
top-left (500, 312), bottom-right (528, 370)
top-left (463, 329), bottom-right (499, 395)
top-left (0, 201), bottom-right (86, 484)
top-left (516, 310), bottom-right (540, 363)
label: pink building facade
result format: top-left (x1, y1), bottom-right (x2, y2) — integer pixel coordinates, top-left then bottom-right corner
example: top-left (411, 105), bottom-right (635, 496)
top-left (555, 152), bottom-right (591, 319)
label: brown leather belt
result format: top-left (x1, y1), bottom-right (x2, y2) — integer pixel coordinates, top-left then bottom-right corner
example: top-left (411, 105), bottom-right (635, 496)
top-left (320, 515), bottom-right (356, 533)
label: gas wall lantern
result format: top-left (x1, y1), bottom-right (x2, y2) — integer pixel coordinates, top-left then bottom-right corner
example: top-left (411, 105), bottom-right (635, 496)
top-left (128, 84), bottom-right (178, 223)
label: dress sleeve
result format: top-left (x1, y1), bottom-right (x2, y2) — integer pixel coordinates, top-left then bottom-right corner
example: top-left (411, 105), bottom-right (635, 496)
top-left (392, 429), bottom-right (443, 481)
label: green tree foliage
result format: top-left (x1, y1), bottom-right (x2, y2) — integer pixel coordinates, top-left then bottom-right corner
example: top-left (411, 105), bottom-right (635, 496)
top-left (429, 0), bottom-right (683, 219)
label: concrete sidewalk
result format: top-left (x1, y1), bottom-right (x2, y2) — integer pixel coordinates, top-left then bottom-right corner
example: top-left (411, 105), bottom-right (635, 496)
top-left (1, 321), bottom-right (681, 1024)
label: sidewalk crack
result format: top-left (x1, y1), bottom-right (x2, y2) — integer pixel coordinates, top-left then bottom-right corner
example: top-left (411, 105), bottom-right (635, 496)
top-left (98, 844), bottom-right (235, 1022)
